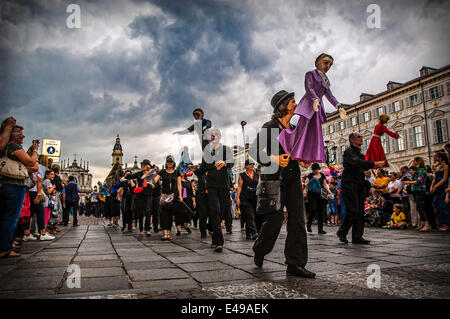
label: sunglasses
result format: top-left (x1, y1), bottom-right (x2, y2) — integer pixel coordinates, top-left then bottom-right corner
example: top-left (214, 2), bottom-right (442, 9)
top-left (166, 160), bottom-right (174, 163)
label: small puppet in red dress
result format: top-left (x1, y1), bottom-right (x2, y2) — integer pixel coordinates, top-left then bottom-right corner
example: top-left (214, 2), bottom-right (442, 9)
top-left (365, 114), bottom-right (402, 167)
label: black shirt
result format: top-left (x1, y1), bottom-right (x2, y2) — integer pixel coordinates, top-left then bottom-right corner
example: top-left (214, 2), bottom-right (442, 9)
top-left (158, 169), bottom-right (180, 195)
top-left (239, 171), bottom-right (258, 201)
top-left (250, 118), bottom-right (300, 181)
top-left (197, 144), bottom-right (234, 189)
top-left (341, 145), bottom-right (374, 189)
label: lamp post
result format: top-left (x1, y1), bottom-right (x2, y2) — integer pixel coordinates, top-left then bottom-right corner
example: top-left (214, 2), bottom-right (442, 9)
top-left (241, 120), bottom-right (247, 162)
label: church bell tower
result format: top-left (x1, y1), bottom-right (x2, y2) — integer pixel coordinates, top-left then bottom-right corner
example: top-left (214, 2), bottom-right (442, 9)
top-left (112, 134), bottom-right (123, 167)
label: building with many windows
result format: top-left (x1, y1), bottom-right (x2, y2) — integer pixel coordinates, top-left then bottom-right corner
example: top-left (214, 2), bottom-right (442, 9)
top-left (324, 65), bottom-right (449, 172)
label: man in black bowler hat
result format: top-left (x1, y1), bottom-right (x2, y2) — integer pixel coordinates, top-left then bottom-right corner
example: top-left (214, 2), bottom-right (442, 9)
top-left (250, 90), bottom-right (315, 278)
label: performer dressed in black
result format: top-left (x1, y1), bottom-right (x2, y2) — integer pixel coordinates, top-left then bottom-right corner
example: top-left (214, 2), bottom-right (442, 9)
top-left (120, 170), bottom-right (135, 232)
top-left (250, 90), bottom-right (315, 278)
top-left (237, 159), bottom-right (259, 240)
top-left (193, 167), bottom-right (210, 238)
top-left (189, 128), bottom-right (234, 252)
top-left (124, 159), bottom-right (153, 236)
top-left (336, 133), bottom-right (385, 244)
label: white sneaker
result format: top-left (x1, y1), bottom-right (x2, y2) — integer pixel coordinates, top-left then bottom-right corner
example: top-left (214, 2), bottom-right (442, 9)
top-left (39, 233), bottom-right (55, 241)
top-left (23, 234), bottom-right (38, 241)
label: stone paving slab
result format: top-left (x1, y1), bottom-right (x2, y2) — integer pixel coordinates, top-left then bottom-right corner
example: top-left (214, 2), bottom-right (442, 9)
top-left (75, 259), bottom-right (123, 268)
top-left (122, 261), bottom-right (177, 270)
top-left (128, 268), bottom-right (190, 281)
top-left (74, 255), bottom-right (118, 262)
top-left (0, 276), bottom-right (61, 291)
top-left (58, 276), bottom-right (131, 294)
top-left (131, 278), bottom-right (200, 290)
top-left (189, 268), bottom-right (256, 283)
top-left (81, 267), bottom-right (126, 278)
top-left (177, 261), bottom-right (234, 272)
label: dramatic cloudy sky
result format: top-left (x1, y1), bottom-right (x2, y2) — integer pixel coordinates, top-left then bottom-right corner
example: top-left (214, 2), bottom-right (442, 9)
top-left (1, 0), bottom-right (449, 183)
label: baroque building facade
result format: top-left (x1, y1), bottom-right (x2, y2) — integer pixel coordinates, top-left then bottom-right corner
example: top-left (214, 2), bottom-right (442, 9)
top-left (323, 65), bottom-right (449, 172)
top-left (60, 157), bottom-right (93, 201)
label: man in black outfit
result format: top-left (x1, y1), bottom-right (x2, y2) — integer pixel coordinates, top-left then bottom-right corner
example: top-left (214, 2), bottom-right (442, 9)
top-left (337, 133), bottom-right (385, 244)
top-left (250, 90), bottom-right (315, 278)
top-left (189, 128), bottom-right (234, 252)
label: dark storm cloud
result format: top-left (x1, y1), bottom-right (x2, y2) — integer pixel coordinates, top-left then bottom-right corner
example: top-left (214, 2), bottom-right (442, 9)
top-left (128, 0), bottom-right (275, 121)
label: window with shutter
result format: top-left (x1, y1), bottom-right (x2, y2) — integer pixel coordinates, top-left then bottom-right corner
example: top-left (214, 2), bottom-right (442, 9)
top-left (424, 89), bottom-right (430, 101)
top-left (447, 81), bottom-right (450, 96)
top-left (391, 134), bottom-right (398, 152)
top-left (408, 127), bottom-right (415, 148)
top-left (438, 85), bottom-right (444, 98)
top-left (373, 109), bottom-right (378, 120)
top-left (420, 125), bottom-right (426, 146)
top-left (399, 99), bottom-right (404, 110)
top-left (406, 96), bottom-right (411, 108)
top-left (434, 119), bottom-right (449, 143)
top-left (417, 93), bottom-right (422, 104)
top-left (388, 103), bottom-right (393, 113)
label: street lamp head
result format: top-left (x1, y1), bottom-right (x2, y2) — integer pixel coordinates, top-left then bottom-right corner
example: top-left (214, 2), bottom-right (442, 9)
top-left (241, 121), bottom-right (247, 127)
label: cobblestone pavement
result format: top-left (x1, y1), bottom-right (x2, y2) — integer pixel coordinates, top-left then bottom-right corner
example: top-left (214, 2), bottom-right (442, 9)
top-left (1, 216), bottom-right (449, 299)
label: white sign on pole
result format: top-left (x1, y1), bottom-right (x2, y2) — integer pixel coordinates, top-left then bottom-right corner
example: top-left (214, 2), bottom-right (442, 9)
top-left (42, 139), bottom-right (62, 157)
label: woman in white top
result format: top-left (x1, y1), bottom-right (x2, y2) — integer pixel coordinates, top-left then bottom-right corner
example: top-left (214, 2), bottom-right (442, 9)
top-left (388, 172), bottom-right (402, 204)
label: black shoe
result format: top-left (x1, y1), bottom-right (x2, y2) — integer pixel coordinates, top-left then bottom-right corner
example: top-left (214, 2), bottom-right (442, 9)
top-left (251, 233), bottom-right (259, 240)
top-left (254, 254), bottom-right (264, 268)
top-left (215, 245), bottom-right (223, 252)
top-left (336, 230), bottom-right (348, 244)
top-left (185, 227), bottom-right (192, 234)
top-left (352, 238), bottom-right (371, 245)
top-left (121, 227), bottom-right (125, 232)
top-left (286, 265), bottom-right (316, 278)
top-left (176, 230), bottom-right (181, 236)
top-left (318, 230), bottom-right (327, 234)
top-left (307, 226), bottom-right (312, 233)
top-left (227, 230), bottom-right (233, 234)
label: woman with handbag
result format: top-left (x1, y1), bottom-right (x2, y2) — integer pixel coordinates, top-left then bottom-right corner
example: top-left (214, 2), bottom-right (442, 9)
top-left (304, 163), bottom-right (331, 234)
top-left (152, 156), bottom-right (182, 241)
top-left (0, 125), bottom-right (39, 258)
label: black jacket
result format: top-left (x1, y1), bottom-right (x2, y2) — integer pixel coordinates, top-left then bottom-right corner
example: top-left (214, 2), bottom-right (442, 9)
top-left (250, 118), bottom-right (300, 181)
top-left (196, 144), bottom-right (234, 189)
top-left (341, 145), bottom-right (374, 189)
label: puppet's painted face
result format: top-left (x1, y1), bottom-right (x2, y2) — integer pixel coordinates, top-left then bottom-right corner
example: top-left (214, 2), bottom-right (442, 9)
top-left (317, 56), bottom-right (334, 73)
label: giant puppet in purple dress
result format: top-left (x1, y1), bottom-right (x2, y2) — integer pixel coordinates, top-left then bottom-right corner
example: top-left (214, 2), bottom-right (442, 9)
top-left (279, 53), bottom-right (346, 163)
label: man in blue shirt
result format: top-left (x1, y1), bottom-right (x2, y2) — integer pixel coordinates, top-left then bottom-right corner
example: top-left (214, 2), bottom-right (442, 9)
top-left (63, 176), bottom-right (80, 226)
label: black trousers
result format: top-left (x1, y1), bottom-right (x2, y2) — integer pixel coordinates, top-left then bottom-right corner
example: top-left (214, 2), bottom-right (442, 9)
top-left (151, 196), bottom-right (160, 231)
top-left (121, 196), bottom-right (133, 231)
top-left (338, 187), bottom-right (365, 241)
top-left (413, 192), bottom-right (427, 222)
top-left (253, 180), bottom-right (308, 267)
top-left (160, 205), bottom-right (175, 231)
top-left (175, 201), bottom-right (190, 226)
top-left (134, 195), bottom-right (152, 232)
top-left (208, 187), bottom-right (228, 246)
top-left (221, 196), bottom-right (232, 233)
top-left (306, 192), bottom-right (325, 232)
top-left (240, 199), bottom-right (258, 237)
top-left (197, 193), bottom-right (210, 237)
top-left (64, 201), bottom-right (79, 226)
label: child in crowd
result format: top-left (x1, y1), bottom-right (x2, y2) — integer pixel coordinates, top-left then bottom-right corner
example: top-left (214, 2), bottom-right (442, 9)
top-left (386, 204), bottom-right (408, 229)
top-left (328, 182), bottom-right (338, 226)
